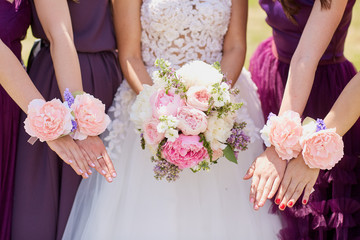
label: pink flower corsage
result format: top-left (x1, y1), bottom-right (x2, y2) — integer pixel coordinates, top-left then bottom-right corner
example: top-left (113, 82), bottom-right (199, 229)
top-left (67, 91), bottom-right (111, 140)
top-left (24, 98), bottom-right (73, 142)
top-left (260, 110), bottom-right (303, 160)
top-left (300, 118), bottom-right (344, 170)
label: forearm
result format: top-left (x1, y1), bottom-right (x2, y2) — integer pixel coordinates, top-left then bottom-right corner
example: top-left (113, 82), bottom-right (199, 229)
top-left (220, 46), bottom-right (245, 86)
top-left (0, 40), bottom-right (43, 113)
top-left (324, 72), bottom-right (360, 136)
top-left (278, 0), bottom-right (347, 116)
top-left (48, 31), bottom-right (83, 95)
top-left (119, 55), bottom-right (152, 94)
top-left (34, 0), bottom-right (83, 97)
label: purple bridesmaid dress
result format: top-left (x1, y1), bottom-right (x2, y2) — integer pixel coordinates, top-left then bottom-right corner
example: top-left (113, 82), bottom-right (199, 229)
top-left (0, 1), bottom-right (30, 239)
top-left (250, 0), bottom-right (360, 239)
top-left (11, 0), bottom-right (122, 239)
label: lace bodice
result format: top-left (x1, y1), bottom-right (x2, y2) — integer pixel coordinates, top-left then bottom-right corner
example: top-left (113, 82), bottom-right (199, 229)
top-left (141, 0), bottom-right (232, 72)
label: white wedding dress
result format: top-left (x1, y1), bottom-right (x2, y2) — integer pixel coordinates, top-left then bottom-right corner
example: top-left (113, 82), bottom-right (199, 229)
top-left (63, 0), bottom-right (281, 239)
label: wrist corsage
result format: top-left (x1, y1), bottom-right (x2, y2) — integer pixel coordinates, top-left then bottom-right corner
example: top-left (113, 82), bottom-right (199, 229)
top-left (260, 110), bottom-right (303, 160)
top-left (24, 89), bottom-right (110, 143)
top-left (260, 111), bottom-right (344, 170)
top-left (300, 118), bottom-right (344, 170)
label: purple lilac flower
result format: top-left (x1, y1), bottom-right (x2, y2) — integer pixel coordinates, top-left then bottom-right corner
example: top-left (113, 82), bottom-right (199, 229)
top-left (152, 158), bottom-right (181, 182)
top-left (227, 122), bottom-right (251, 152)
top-left (71, 120), bottom-right (77, 132)
top-left (64, 88), bottom-right (75, 108)
top-left (316, 118), bottom-right (327, 132)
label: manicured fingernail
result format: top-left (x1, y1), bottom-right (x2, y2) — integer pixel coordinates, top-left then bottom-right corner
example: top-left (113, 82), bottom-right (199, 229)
top-left (112, 172), bottom-right (117, 178)
top-left (254, 204), bottom-right (259, 210)
top-left (275, 198), bottom-right (281, 205)
top-left (107, 177), bottom-right (113, 182)
top-left (88, 169), bottom-right (93, 174)
top-left (102, 170), bottom-right (107, 175)
top-left (302, 199), bottom-right (307, 204)
top-left (84, 173), bottom-right (89, 178)
top-left (288, 201), bottom-right (294, 207)
top-left (68, 160), bottom-right (73, 164)
top-left (250, 198), bottom-right (255, 203)
top-left (79, 169), bottom-right (84, 174)
top-left (90, 163), bottom-right (96, 168)
top-left (279, 204), bottom-right (286, 210)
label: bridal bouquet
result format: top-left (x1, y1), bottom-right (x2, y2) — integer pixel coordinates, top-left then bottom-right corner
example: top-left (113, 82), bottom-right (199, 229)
top-left (130, 59), bottom-right (250, 181)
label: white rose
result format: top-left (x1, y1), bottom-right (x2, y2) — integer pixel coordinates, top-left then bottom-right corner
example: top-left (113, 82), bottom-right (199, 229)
top-left (130, 85), bottom-right (156, 129)
top-left (176, 61), bottom-right (223, 88)
top-left (205, 113), bottom-right (234, 150)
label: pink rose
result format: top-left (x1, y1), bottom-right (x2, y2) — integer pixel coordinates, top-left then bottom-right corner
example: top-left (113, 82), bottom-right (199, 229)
top-left (150, 88), bottom-right (185, 118)
top-left (301, 129), bottom-right (344, 170)
top-left (186, 86), bottom-right (210, 111)
top-left (212, 148), bottom-right (223, 161)
top-left (24, 99), bottom-right (72, 142)
top-left (143, 118), bottom-right (165, 145)
top-left (177, 106), bottom-right (207, 135)
top-left (269, 110), bottom-right (302, 160)
top-left (162, 134), bottom-right (209, 169)
top-left (71, 93), bottom-right (111, 140)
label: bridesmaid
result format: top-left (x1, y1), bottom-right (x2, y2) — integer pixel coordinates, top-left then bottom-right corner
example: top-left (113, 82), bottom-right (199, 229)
top-left (0, 2), bottom-right (31, 239)
top-left (244, 0), bottom-right (360, 238)
top-left (11, 0), bottom-right (122, 239)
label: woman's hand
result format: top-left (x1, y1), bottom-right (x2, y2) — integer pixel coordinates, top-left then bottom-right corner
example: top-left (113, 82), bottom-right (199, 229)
top-left (46, 135), bottom-right (91, 178)
top-left (244, 146), bottom-right (287, 210)
top-left (75, 136), bottom-right (117, 183)
top-left (275, 154), bottom-right (319, 210)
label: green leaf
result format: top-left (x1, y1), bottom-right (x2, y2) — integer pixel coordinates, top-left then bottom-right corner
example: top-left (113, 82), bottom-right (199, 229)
top-left (223, 145), bottom-right (237, 164)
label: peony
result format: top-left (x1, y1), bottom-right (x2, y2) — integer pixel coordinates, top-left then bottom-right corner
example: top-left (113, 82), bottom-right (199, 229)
top-left (143, 118), bottom-right (165, 145)
top-left (176, 61), bottom-right (223, 88)
top-left (24, 99), bottom-right (73, 142)
top-left (71, 93), bottom-right (111, 140)
top-left (150, 88), bottom-right (185, 118)
top-left (186, 86), bottom-right (211, 111)
top-left (130, 84), bottom-right (156, 129)
top-left (205, 113), bottom-right (235, 150)
top-left (162, 134), bottom-right (209, 169)
top-left (301, 128), bottom-right (344, 170)
top-left (267, 111), bottom-right (303, 160)
top-left (177, 106), bottom-right (207, 135)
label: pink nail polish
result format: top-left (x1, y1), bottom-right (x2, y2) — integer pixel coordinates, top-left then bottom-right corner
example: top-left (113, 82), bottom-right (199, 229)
top-left (102, 170), bottom-right (107, 175)
top-left (68, 160), bottom-right (73, 164)
top-left (112, 172), bottom-right (117, 178)
top-left (90, 163), bottom-right (96, 168)
top-left (107, 177), bottom-right (113, 182)
top-left (88, 169), bottom-right (93, 174)
top-left (84, 173), bottom-right (89, 178)
top-left (250, 198), bottom-right (255, 203)
top-left (254, 204), bottom-right (259, 210)
top-left (79, 169), bottom-right (84, 174)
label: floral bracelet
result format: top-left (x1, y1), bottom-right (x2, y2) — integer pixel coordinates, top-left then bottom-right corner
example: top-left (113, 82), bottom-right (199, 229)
top-left (260, 110), bottom-right (344, 170)
top-left (24, 89), bottom-right (110, 143)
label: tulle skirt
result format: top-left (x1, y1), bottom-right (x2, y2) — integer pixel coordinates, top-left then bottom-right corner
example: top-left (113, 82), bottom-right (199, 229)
top-left (250, 37), bottom-right (360, 240)
top-left (63, 69), bottom-right (282, 240)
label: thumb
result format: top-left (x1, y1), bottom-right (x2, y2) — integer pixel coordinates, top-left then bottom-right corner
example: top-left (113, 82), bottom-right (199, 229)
top-left (243, 161), bottom-right (256, 180)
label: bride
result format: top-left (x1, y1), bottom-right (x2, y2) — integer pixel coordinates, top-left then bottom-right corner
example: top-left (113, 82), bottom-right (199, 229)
top-left (63, 0), bottom-right (281, 239)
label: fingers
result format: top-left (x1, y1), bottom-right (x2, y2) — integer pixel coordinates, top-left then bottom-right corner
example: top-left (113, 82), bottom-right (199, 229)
top-left (302, 183), bottom-right (314, 205)
top-left (95, 155), bottom-right (113, 182)
top-left (258, 176), bottom-right (275, 207)
top-left (243, 161), bottom-right (256, 180)
top-left (287, 182), bottom-right (307, 208)
top-left (268, 176), bottom-right (281, 199)
top-left (275, 175), bottom-right (291, 210)
top-left (68, 145), bottom-right (91, 178)
top-left (102, 150), bottom-right (117, 178)
top-left (278, 181), bottom-right (298, 211)
top-left (250, 174), bottom-right (260, 205)
top-left (254, 177), bottom-right (267, 210)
